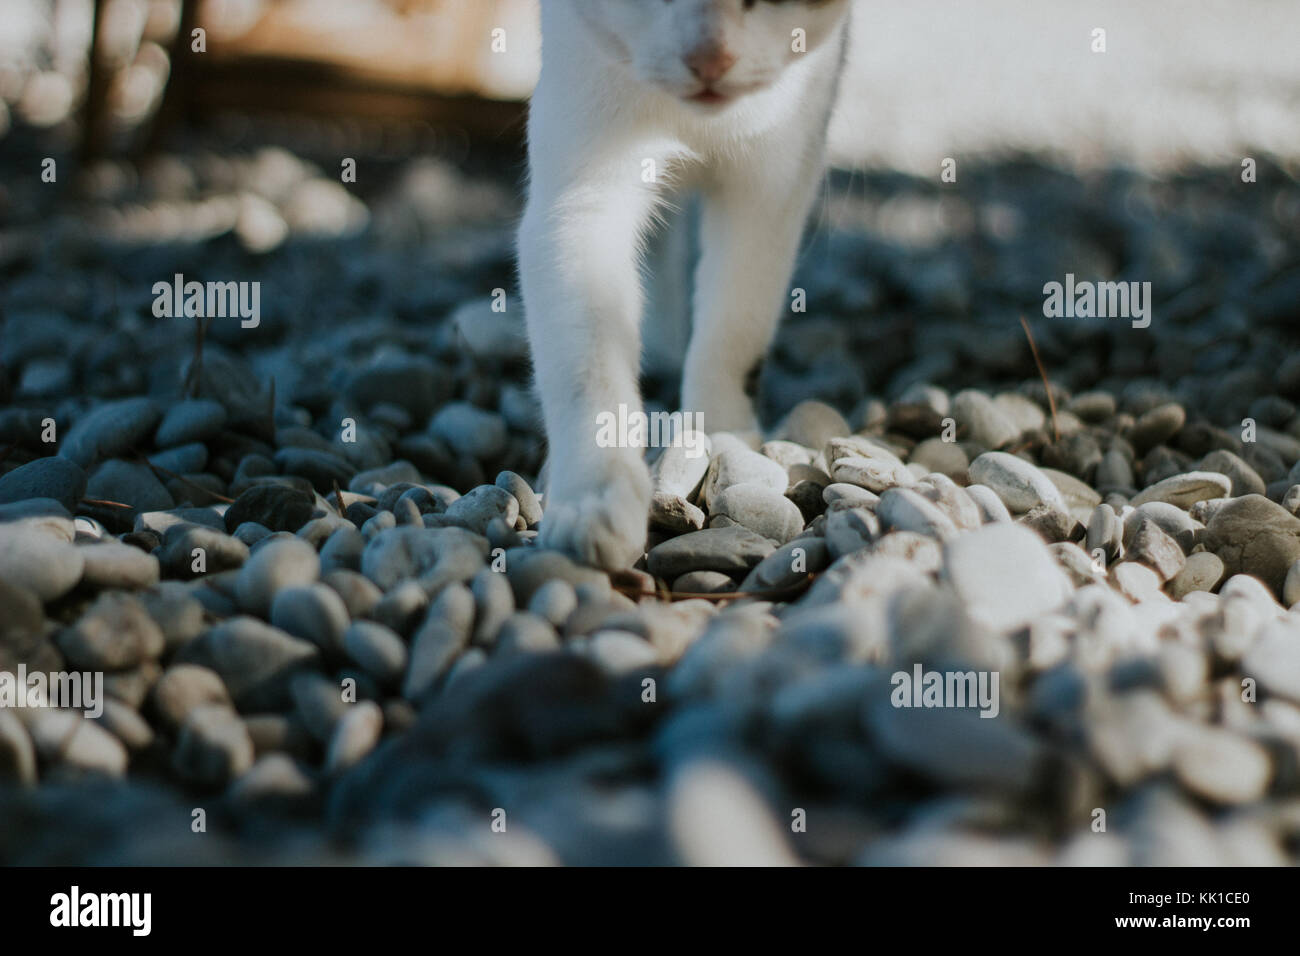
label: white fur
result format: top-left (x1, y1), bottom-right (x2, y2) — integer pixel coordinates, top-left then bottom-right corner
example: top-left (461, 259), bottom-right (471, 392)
top-left (518, 0), bottom-right (850, 569)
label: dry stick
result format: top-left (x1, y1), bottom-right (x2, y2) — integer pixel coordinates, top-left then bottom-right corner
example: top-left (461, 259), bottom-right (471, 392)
top-left (1019, 314), bottom-right (1061, 442)
top-left (134, 453), bottom-right (235, 505)
top-left (81, 497), bottom-right (133, 510)
top-left (184, 315), bottom-right (211, 399)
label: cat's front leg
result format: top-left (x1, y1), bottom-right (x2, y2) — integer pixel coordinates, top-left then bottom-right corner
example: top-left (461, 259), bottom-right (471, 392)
top-left (681, 149), bottom-right (826, 440)
top-left (517, 165), bottom-right (658, 570)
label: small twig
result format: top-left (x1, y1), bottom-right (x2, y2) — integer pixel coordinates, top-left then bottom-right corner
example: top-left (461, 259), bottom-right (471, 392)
top-left (184, 314), bottom-right (211, 399)
top-left (331, 478), bottom-right (345, 514)
top-left (134, 453), bottom-right (235, 504)
top-left (81, 497), bottom-right (132, 510)
top-left (1019, 314), bottom-right (1060, 442)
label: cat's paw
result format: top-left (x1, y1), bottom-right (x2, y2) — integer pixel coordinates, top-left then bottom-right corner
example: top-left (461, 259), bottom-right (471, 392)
top-left (539, 458), bottom-right (652, 571)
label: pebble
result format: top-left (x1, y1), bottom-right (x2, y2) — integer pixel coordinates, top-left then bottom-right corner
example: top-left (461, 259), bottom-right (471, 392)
top-left (25, 709), bottom-right (128, 777)
top-left (651, 437), bottom-right (712, 500)
top-left (0, 709), bottom-right (37, 786)
top-left (223, 484), bottom-right (316, 534)
top-left (172, 705), bottom-right (255, 787)
top-left (775, 400), bottom-right (851, 450)
top-left (1129, 402), bottom-right (1186, 453)
top-left (343, 621), bottom-right (408, 684)
top-left (154, 399), bottom-right (227, 447)
top-left (58, 593), bottom-right (165, 670)
top-left (951, 389), bottom-right (1020, 448)
top-left (702, 446), bottom-right (789, 508)
top-left (650, 492), bottom-right (706, 533)
top-left (58, 397), bottom-right (161, 468)
top-left (1131, 471), bottom-right (1232, 509)
top-left (708, 482), bottom-right (805, 544)
top-left (1241, 617), bottom-right (1300, 703)
top-left (495, 612), bottom-right (563, 655)
top-left (876, 487), bottom-right (958, 540)
top-left (1198, 449), bottom-right (1267, 497)
top-left (587, 630), bottom-right (660, 675)
top-left (270, 583), bottom-right (351, 656)
top-left (235, 537), bottom-right (321, 617)
top-left (964, 484), bottom-right (1012, 524)
top-left (77, 540), bottom-right (160, 589)
top-left (176, 617), bottom-right (321, 712)
top-left (1201, 494), bottom-right (1300, 597)
top-left (647, 527), bottom-right (777, 579)
top-left (829, 456), bottom-right (914, 494)
top-left (1125, 516), bottom-right (1186, 583)
top-left (150, 664), bottom-right (233, 732)
top-left (0, 517), bottom-right (85, 601)
top-left (404, 583), bottom-right (475, 699)
top-left (528, 579), bottom-right (579, 627)
top-left (1168, 552), bottom-right (1226, 599)
top-left (942, 523), bottom-right (1073, 632)
top-left (429, 402), bottom-right (507, 460)
top-left (968, 452), bottom-right (1067, 514)
top-left (1172, 728), bottom-right (1272, 805)
top-left (0, 456), bottom-right (86, 510)
top-left (86, 459), bottom-right (174, 512)
top-left (495, 471), bottom-right (542, 526)
top-left (1286, 560), bottom-right (1300, 607)
top-left (325, 700), bottom-right (384, 773)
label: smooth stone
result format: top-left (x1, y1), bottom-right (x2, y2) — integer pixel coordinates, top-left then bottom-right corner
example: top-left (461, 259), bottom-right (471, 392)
top-left (674, 570), bottom-right (737, 594)
top-left (1131, 471), bottom-right (1233, 509)
top-left (1125, 516), bottom-right (1186, 583)
top-left (1198, 449), bottom-right (1267, 497)
top-left (147, 442), bottom-right (208, 475)
top-left (650, 492), bottom-right (706, 533)
top-left (348, 460), bottom-right (422, 494)
top-left (496, 471), bottom-right (542, 526)
top-left (526, 579), bottom-right (579, 628)
top-left (1128, 501), bottom-right (1199, 552)
top-left (159, 524), bottom-right (250, 577)
top-left (173, 705), bottom-right (255, 787)
top-left (229, 754), bottom-right (315, 801)
top-left (1129, 402), bottom-right (1186, 453)
top-left (273, 447), bottom-right (356, 493)
top-left (57, 593), bottom-right (165, 670)
top-left (1042, 468), bottom-right (1102, 511)
top-left (0, 517), bottom-right (85, 601)
top-left (1286, 560), bottom-right (1300, 608)
top-left (942, 523), bottom-right (1073, 632)
top-left (951, 389), bottom-right (1019, 449)
top-left (343, 621), bottom-right (408, 684)
top-left (774, 400), bottom-right (851, 450)
top-left (650, 435), bottom-right (713, 500)
top-left (1095, 448), bottom-right (1135, 490)
top-left (908, 438), bottom-right (969, 478)
top-left (58, 397), bottom-right (161, 468)
top-left (361, 525), bottom-right (487, 592)
top-left (822, 507), bottom-right (880, 559)
top-left (235, 537), bottom-right (321, 617)
top-left (759, 440), bottom-right (813, 472)
top-left (25, 709), bottom-right (127, 777)
top-left (76, 540), bottom-right (160, 589)
top-left (587, 630), bottom-right (660, 675)
top-left (403, 583), bottom-right (475, 698)
top-left (429, 402), bottom-right (507, 461)
top-left (1169, 552), bottom-right (1226, 599)
top-left (86, 459), bottom-right (174, 512)
top-left (442, 485), bottom-right (519, 536)
top-left (325, 700), bottom-right (384, 773)
top-left (822, 483), bottom-right (880, 509)
top-left (707, 482), bottom-right (805, 544)
top-left (269, 583), bottom-right (350, 655)
top-left (646, 526), bottom-right (775, 579)
top-left (0, 456), bottom-right (86, 510)
top-left (1201, 494), bottom-right (1300, 597)
top-left (154, 399), bottom-right (227, 447)
top-left (0, 709), bottom-right (37, 785)
top-left (701, 447), bottom-right (788, 508)
top-left (968, 452), bottom-right (1066, 514)
top-left (1086, 503), bottom-right (1121, 560)
top-left (176, 617), bottom-right (321, 712)
top-left (964, 483), bottom-right (1012, 524)
top-left (914, 474), bottom-right (981, 530)
top-left (876, 487), bottom-right (958, 540)
top-left (1111, 562), bottom-right (1166, 604)
top-left (495, 612), bottom-right (562, 655)
top-left (741, 537), bottom-right (830, 593)
top-left (1242, 616), bottom-right (1300, 703)
top-left (1172, 728), bottom-right (1271, 805)
top-left (150, 664), bottom-right (233, 732)
top-left (829, 455), bottom-right (915, 494)
top-left (224, 484), bottom-right (316, 534)
top-left (345, 353), bottom-right (445, 421)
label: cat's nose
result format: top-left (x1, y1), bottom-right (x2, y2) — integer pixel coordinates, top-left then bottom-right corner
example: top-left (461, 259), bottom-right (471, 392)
top-left (684, 44), bottom-right (737, 86)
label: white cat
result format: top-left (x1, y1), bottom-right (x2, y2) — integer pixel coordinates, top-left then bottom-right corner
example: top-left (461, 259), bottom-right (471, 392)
top-left (518, 0), bottom-right (851, 569)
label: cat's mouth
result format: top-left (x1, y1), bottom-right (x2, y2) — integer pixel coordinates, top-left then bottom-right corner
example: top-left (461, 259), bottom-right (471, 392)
top-left (687, 88), bottom-right (732, 105)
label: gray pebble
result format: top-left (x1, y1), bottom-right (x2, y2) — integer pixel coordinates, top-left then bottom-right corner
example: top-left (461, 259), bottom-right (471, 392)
top-left (343, 621), bottom-right (408, 684)
top-left (235, 537), bottom-right (321, 617)
top-left (173, 705), bottom-right (255, 787)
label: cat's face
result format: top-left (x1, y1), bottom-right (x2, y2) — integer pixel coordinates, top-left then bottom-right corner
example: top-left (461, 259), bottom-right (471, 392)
top-left (569, 0), bottom-right (849, 107)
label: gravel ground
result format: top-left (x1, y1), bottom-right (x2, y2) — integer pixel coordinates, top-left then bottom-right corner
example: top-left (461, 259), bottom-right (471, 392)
top-left (1, 135), bottom-right (1300, 865)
